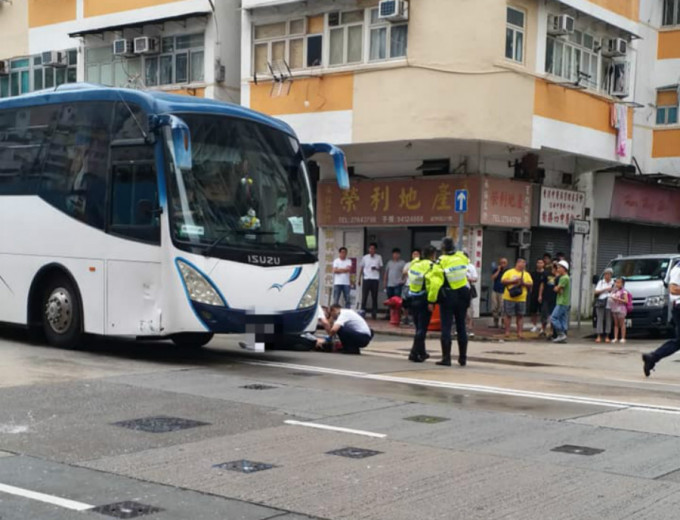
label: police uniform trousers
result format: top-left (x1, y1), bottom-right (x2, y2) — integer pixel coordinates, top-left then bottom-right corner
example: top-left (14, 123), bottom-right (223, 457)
top-left (439, 286), bottom-right (471, 363)
top-left (409, 294), bottom-right (431, 359)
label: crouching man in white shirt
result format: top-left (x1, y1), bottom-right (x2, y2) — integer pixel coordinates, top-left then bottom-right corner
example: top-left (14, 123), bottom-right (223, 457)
top-left (318, 304), bottom-right (374, 354)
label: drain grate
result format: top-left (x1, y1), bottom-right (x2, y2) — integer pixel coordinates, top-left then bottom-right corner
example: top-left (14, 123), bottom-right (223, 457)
top-left (326, 447), bottom-right (383, 459)
top-left (241, 384), bottom-right (278, 390)
top-left (213, 460), bottom-right (277, 473)
top-left (111, 416), bottom-right (210, 433)
top-left (404, 415), bottom-right (450, 424)
top-left (551, 445), bottom-right (604, 456)
top-left (91, 501), bottom-right (162, 519)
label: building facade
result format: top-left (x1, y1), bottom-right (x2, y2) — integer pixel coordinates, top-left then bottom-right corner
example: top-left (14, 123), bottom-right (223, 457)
top-left (0, 0), bottom-right (242, 101)
top-left (241, 0), bottom-right (662, 316)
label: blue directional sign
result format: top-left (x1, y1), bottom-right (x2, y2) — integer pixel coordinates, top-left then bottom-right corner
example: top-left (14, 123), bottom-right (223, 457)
top-left (454, 189), bottom-right (468, 213)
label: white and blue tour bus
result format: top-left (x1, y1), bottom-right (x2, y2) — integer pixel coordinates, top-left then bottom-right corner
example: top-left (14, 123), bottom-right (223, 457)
top-left (0, 84), bottom-right (348, 349)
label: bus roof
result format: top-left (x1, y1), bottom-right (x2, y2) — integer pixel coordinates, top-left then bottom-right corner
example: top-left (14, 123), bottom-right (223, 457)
top-left (0, 83), bottom-right (296, 137)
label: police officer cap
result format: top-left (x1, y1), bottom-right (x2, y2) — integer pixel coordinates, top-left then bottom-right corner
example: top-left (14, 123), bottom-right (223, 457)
top-left (441, 237), bottom-right (455, 253)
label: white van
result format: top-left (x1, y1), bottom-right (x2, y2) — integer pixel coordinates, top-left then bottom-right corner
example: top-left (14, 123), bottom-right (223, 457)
top-left (596, 254), bottom-right (680, 333)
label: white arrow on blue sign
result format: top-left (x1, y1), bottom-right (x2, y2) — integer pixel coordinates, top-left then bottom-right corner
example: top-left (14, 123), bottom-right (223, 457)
top-left (454, 189), bottom-right (468, 213)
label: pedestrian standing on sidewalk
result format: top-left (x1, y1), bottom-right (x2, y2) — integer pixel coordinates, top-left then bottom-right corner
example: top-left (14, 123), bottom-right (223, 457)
top-left (465, 252), bottom-right (479, 339)
top-left (332, 247), bottom-right (352, 308)
top-left (550, 260), bottom-right (571, 343)
top-left (544, 261), bottom-right (559, 338)
top-left (594, 268), bottom-right (615, 343)
top-left (359, 243), bottom-right (383, 320)
top-left (609, 277), bottom-right (630, 344)
top-left (529, 258), bottom-right (547, 335)
top-left (383, 248), bottom-right (406, 319)
top-left (437, 238), bottom-right (471, 367)
top-left (642, 261), bottom-right (680, 376)
top-left (490, 257), bottom-right (508, 328)
top-left (501, 258), bottom-right (533, 340)
top-left (407, 246), bottom-right (443, 363)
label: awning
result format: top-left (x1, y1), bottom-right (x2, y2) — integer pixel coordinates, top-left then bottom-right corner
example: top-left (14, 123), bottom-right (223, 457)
top-left (68, 11), bottom-right (211, 38)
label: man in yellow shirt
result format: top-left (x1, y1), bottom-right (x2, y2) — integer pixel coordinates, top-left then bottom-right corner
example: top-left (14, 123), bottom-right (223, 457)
top-left (501, 257), bottom-right (533, 340)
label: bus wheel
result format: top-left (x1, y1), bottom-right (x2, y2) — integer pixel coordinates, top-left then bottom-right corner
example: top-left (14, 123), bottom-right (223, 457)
top-left (172, 333), bottom-right (214, 348)
top-left (42, 275), bottom-right (83, 349)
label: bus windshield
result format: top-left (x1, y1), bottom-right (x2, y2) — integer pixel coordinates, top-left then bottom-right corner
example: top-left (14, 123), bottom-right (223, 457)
top-left (167, 113), bottom-right (316, 258)
top-left (609, 258), bottom-right (670, 281)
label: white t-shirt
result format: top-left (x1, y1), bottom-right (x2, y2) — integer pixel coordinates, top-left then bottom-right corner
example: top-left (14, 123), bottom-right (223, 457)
top-left (466, 263), bottom-right (478, 288)
top-left (335, 309), bottom-right (371, 336)
top-left (595, 279), bottom-right (614, 300)
top-left (333, 258), bottom-right (352, 286)
top-left (360, 254), bottom-right (383, 280)
top-left (670, 264), bottom-right (680, 305)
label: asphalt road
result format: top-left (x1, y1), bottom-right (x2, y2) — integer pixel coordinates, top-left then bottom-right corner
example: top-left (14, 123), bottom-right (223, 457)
top-left (1, 328), bottom-right (680, 520)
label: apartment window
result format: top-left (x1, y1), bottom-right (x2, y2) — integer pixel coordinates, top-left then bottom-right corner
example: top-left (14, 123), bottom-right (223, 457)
top-left (253, 20), bottom-right (307, 74)
top-left (546, 31), bottom-right (599, 88)
top-left (0, 50), bottom-right (77, 98)
top-left (329, 10), bottom-right (365, 66)
top-left (505, 7), bottom-right (525, 63)
top-left (369, 8), bottom-right (407, 61)
top-left (663, 0), bottom-right (680, 26)
top-left (656, 90), bottom-right (678, 125)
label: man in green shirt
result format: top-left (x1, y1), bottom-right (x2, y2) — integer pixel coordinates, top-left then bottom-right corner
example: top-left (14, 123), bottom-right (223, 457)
top-left (550, 260), bottom-right (571, 343)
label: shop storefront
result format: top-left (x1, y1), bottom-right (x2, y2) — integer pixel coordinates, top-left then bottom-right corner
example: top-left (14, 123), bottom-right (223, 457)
top-left (317, 175), bottom-right (534, 316)
top-left (595, 179), bottom-right (680, 274)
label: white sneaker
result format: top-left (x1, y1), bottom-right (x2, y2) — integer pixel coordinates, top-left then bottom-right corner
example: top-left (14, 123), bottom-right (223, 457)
top-left (530, 326), bottom-right (539, 333)
top-left (620, 339), bottom-right (626, 344)
top-left (611, 339), bottom-right (618, 344)
top-left (554, 334), bottom-right (567, 343)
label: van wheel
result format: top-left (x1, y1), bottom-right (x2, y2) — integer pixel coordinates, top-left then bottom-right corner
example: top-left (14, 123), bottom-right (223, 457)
top-left (172, 333), bottom-right (214, 348)
top-left (42, 274), bottom-right (83, 349)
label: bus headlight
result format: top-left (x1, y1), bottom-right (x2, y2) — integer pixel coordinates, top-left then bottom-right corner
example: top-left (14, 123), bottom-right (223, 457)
top-left (177, 260), bottom-right (226, 307)
top-left (645, 295), bottom-right (665, 308)
top-left (297, 272), bottom-right (319, 309)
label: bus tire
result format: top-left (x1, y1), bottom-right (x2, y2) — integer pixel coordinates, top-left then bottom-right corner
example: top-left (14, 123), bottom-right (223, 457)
top-left (42, 274), bottom-right (83, 349)
top-left (172, 332), bottom-right (214, 348)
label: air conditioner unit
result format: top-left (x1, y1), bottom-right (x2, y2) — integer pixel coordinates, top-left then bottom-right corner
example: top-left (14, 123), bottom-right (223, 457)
top-left (547, 14), bottom-right (575, 36)
top-left (602, 37), bottom-right (627, 57)
top-left (0, 60), bottom-right (9, 76)
top-left (134, 36), bottom-right (158, 55)
top-left (508, 229), bottom-right (532, 248)
top-left (41, 51), bottom-right (66, 68)
top-left (378, 0), bottom-right (408, 22)
top-left (113, 39), bottom-right (134, 57)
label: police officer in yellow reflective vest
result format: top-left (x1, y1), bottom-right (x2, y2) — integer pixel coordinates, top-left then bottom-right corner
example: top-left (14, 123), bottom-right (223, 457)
top-left (437, 237), bottom-right (471, 366)
top-left (407, 246), bottom-right (443, 362)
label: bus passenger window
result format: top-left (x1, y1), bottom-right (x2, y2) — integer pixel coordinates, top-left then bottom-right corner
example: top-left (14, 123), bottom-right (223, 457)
top-left (110, 161), bottom-right (160, 244)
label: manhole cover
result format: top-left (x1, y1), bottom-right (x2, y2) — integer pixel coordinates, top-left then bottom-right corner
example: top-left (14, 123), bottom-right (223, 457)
top-left (551, 445), bottom-right (604, 456)
top-left (241, 384), bottom-right (278, 390)
top-left (483, 351), bottom-right (526, 356)
top-left (404, 415), bottom-right (450, 424)
top-left (326, 447), bottom-right (383, 459)
top-left (213, 460), bottom-right (277, 473)
top-left (91, 501), bottom-right (162, 519)
top-left (111, 416), bottom-right (210, 433)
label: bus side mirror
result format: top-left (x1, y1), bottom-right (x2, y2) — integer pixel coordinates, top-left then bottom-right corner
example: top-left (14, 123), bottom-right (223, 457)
top-left (301, 143), bottom-right (350, 190)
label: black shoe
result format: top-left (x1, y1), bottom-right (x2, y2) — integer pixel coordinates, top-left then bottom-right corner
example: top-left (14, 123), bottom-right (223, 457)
top-left (424, 352), bottom-right (431, 360)
top-left (642, 354), bottom-right (656, 377)
top-left (436, 358), bottom-right (451, 366)
top-left (409, 354), bottom-right (425, 363)
top-left (458, 357), bottom-right (467, 367)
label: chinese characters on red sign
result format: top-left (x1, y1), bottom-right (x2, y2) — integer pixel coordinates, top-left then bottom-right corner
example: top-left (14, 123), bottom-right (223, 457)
top-left (480, 177), bottom-right (532, 227)
top-left (539, 187), bottom-right (585, 229)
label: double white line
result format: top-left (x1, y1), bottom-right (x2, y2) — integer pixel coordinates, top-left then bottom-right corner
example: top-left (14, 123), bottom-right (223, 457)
top-left (247, 360), bottom-right (680, 414)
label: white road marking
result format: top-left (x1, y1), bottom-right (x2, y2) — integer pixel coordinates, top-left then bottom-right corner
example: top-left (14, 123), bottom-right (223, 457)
top-left (284, 420), bottom-right (387, 438)
top-left (247, 360), bottom-right (680, 414)
top-left (0, 482), bottom-right (94, 511)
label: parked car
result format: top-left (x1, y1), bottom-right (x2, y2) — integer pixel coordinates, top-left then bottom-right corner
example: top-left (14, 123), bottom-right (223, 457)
top-left (593, 254), bottom-right (680, 334)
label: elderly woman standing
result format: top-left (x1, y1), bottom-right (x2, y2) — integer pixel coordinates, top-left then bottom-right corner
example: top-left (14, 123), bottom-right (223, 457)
top-left (594, 268), bottom-right (615, 343)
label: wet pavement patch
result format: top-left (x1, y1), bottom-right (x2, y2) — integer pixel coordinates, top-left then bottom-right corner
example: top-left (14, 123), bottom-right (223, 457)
top-left (289, 372), bottom-right (321, 377)
top-left (404, 415), bottom-right (450, 424)
top-left (91, 501), bottom-right (163, 518)
top-left (213, 460), bottom-right (277, 473)
top-left (111, 416), bottom-right (210, 433)
top-left (326, 447), bottom-right (383, 459)
top-left (483, 350), bottom-right (526, 356)
top-left (551, 444), bottom-right (605, 456)
top-left (240, 384), bottom-right (279, 390)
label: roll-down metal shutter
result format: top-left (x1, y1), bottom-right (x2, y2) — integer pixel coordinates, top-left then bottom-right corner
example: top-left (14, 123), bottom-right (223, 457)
top-left (597, 220), bottom-right (629, 274)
